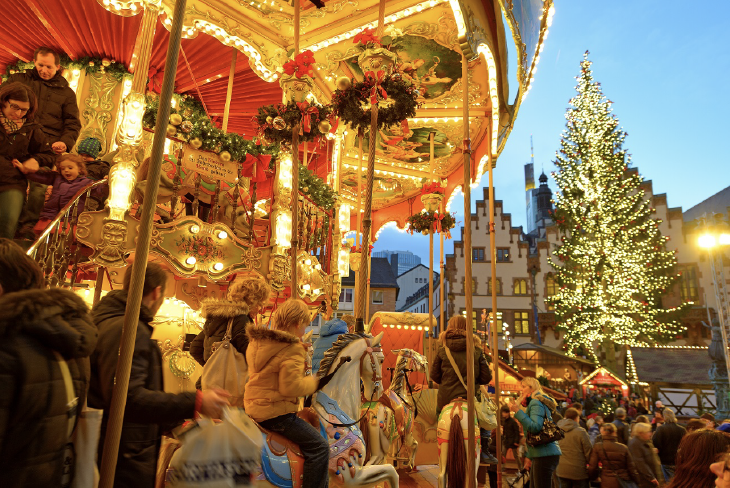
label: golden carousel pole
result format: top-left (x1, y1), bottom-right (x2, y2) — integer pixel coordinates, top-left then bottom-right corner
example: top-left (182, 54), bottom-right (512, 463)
top-left (98, 0), bottom-right (186, 486)
top-left (460, 52), bottom-right (477, 488)
top-left (290, 0), bottom-right (300, 298)
top-left (355, 0), bottom-right (386, 332)
top-left (222, 49), bottom-right (237, 132)
top-left (428, 132), bottom-right (435, 358)
top-left (489, 152), bottom-right (503, 486)
top-left (354, 132), bottom-right (363, 317)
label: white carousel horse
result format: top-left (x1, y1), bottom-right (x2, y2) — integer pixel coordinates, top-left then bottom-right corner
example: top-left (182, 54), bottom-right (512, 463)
top-left (255, 331), bottom-right (399, 488)
top-left (437, 400), bottom-right (480, 488)
top-left (360, 349), bottom-right (427, 470)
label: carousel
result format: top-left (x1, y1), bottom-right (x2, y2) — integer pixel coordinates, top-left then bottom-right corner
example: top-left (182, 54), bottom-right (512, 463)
top-left (2, 0), bottom-right (555, 486)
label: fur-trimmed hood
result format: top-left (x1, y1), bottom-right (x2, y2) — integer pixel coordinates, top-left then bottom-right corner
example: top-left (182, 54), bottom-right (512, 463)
top-left (439, 328), bottom-right (482, 352)
top-left (0, 287), bottom-right (96, 358)
top-left (246, 325), bottom-right (301, 373)
top-left (247, 325), bottom-right (300, 344)
top-left (200, 298), bottom-right (249, 319)
top-left (531, 390), bottom-right (558, 412)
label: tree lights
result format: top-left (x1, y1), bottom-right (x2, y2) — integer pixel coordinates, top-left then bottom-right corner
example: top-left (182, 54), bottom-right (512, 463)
top-left (547, 52), bottom-right (686, 371)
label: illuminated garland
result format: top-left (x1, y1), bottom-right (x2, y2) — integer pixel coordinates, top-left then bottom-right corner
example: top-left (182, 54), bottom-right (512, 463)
top-left (2, 54), bottom-right (130, 82)
top-left (255, 101), bottom-right (332, 146)
top-left (547, 52), bottom-right (687, 365)
top-left (406, 211), bottom-right (456, 238)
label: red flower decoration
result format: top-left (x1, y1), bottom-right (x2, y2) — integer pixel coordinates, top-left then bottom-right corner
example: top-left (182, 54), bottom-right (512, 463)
top-left (283, 50), bottom-right (316, 79)
top-left (421, 182), bottom-right (445, 195)
top-left (353, 28), bottom-right (381, 47)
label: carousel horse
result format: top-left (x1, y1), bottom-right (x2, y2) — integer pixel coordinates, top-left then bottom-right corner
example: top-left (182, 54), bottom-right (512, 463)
top-left (360, 349), bottom-right (427, 470)
top-left (437, 400), bottom-right (480, 488)
top-left (255, 331), bottom-right (399, 488)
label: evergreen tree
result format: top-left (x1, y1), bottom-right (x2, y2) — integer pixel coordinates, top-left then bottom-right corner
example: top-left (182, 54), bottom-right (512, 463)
top-left (547, 52), bottom-right (686, 372)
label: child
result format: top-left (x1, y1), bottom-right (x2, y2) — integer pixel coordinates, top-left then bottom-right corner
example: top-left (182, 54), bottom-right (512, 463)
top-left (244, 299), bottom-right (330, 488)
top-left (22, 154), bottom-right (95, 234)
top-left (76, 137), bottom-right (110, 210)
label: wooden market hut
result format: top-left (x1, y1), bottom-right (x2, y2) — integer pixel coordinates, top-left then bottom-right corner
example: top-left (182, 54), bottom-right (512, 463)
top-left (512, 342), bottom-right (596, 392)
top-left (579, 366), bottom-right (629, 399)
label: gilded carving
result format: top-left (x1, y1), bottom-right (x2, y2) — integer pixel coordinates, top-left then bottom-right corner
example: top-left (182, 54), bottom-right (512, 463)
top-left (91, 220), bottom-right (129, 268)
top-left (428, 71), bottom-right (483, 106)
top-left (78, 72), bottom-right (118, 156)
top-left (241, 245), bottom-right (263, 271)
top-left (261, 0), bottom-right (359, 31)
top-left (269, 254), bottom-right (291, 292)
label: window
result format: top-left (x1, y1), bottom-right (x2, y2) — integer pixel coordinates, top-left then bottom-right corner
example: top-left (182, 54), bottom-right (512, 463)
top-left (339, 288), bottom-right (353, 303)
top-left (497, 248), bottom-right (510, 262)
top-left (472, 248), bottom-right (485, 262)
top-left (678, 265), bottom-right (699, 301)
top-left (487, 278), bottom-right (502, 295)
top-left (545, 273), bottom-right (557, 311)
top-left (514, 311), bottom-right (530, 334)
top-left (372, 290), bottom-right (384, 304)
top-left (486, 310), bottom-right (503, 333)
top-left (514, 279), bottom-right (528, 295)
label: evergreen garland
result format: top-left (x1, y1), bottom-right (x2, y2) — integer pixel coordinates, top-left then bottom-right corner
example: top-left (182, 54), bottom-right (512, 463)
top-left (330, 75), bottom-right (420, 132)
top-left (406, 211), bottom-right (456, 237)
top-left (255, 101), bottom-right (332, 146)
top-left (2, 54), bottom-right (130, 82)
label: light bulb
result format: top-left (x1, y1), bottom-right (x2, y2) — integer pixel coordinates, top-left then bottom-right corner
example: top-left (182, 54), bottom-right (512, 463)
top-left (186, 257), bottom-right (197, 265)
top-left (213, 262), bottom-right (224, 271)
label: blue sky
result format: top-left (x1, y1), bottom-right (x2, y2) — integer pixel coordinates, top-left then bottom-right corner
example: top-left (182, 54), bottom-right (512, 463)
top-left (373, 0), bottom-right (730, 265)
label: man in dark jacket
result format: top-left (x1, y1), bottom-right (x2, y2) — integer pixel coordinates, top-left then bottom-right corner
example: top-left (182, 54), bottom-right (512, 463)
top-left (501, 404), bottom-right (523, 469)
top-left (652, 408), bottom-right (686, 482)
top-left (7, 47), bottom-right (82, 238)
top-left (0, 239), bottom-right (97, 488)
top-left (88, 262), bottom-right (229, 488)
top-left (613, 407), bottom-right (630, 445)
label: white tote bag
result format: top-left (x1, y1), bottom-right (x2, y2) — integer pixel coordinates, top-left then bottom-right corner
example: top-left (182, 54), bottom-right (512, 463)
top-left (168, 408), bottom-right (263, 487)
top-left (201, 318), bottom-right (248, 407)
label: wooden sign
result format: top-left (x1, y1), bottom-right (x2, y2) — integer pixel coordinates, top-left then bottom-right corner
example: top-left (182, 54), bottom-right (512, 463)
top-left (182, 147), bottom-right (238, 181)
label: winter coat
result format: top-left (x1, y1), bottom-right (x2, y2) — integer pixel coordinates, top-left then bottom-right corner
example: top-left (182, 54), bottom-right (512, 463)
top-left (514, 391), bottom-right (563, 459)
top-left (556, 418), bottom-right (592, 480)
top-left (311, 318), bottom-right (348, 374)
top-left (588, 435), bottom-right (641, 488)
top-left (0, 288), bottom-right (96, 488)
top-left (652, 421), bottom-right (686, 466)
top-left (502, 415), bottom-right (521, 449)
top-left (7, 68), bottom-right (81, 150)
top-left (628, 436), bottom-right (662, 488)
top-left (614, 418), bottom-right (630, 444)
top-left (589, 422), bottom-right (601, 445)
top-left (0, 120), bottom-right (55, 192)
top-left (429, 329), bottom-right (492, 414)
top-left (26, 170), bottom-right (98, 220)
top-left (244, 326), bottom-right (319, 422)
top-left (189, 299), bottom-right (251, 366)
top-left (88, 290), bottom-right (196, 488)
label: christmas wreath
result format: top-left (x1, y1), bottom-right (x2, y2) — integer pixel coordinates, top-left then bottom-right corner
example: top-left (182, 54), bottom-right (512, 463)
top-left (255, 101), bottom-right (333, 146)
top-left (2, 54), bottom-right (130, 82)
top-left (330, 72), bottom-right (420, 132)
top-left (406, 211), bottom-right (456, 238)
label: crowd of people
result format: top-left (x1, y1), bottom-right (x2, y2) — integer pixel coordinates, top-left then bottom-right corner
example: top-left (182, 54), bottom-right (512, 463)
top-left (0, 46), bottom-right (108, 242)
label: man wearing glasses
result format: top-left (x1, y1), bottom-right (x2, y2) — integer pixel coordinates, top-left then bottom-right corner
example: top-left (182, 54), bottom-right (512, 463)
top-left (6, 46), bottom-right (81, 239)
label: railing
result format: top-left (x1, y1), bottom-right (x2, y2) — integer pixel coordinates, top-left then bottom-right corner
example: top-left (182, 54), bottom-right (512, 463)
top-left (27, 179), bottom-right (109, 287)
top-left (295, 191), bottom-right (333, 274)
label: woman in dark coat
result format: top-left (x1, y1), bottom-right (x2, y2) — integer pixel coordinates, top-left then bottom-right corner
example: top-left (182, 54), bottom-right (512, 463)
top-left (0, 238), bottom-right (97, 487)
top-left (588, 422), bottom-right (641, 488)
top-left (429, 315), bottom-right (492, 415)
top-left (629, 422), bottom-right (663, 488)
top-left (0, 82), bottom-right (55, 238)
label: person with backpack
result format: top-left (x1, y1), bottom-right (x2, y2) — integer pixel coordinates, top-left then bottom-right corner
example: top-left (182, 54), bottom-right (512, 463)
top-left (588, 422), bottom-right (641, 488)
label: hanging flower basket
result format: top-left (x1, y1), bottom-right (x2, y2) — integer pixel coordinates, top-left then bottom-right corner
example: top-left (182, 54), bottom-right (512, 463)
top-left (255, 101), bottom-right (332, 146)
top-left (406, 211), bottom-right (456, 238)
top-left (421, 193), bottom-right (444, 212)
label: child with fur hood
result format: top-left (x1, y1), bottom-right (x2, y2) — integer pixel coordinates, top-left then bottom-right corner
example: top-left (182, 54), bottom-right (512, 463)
top-left (244, 299), bottom-right (335, 488)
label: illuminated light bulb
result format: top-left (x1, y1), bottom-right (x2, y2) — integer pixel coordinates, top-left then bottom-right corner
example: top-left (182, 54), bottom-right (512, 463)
top-left (396, 325), bottom-right (402, 329)
top-left (720, 234), bottom-right (730, 245)
top-left (217, 231), bottom-right (228, 239)
top-left (186, 257), bottom-right (197, 265)
top-left (417, 326), bottom-right (423, 331)
top-left (303, 284), bottom-right (311, 291)
top-left (313, 288), bottom-right (320, 295)
top-left (213, 262), bottom-right (224, 271)
top-left (698, 234), bottom-right (716, 248)
top-left (190, 225), bottom-right (200, 234)
top-left (305, 259), bottom-right (312, 266)
top-left (85, 288), bottom-right (90, 295)
top-left (187, 28), bottom-right (194, 36)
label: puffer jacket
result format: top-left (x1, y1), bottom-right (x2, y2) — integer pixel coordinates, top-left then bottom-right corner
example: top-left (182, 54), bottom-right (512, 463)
top-left (514, 391), bottom-right (563, 459)
top-left (7, 68), bottom-right (81, 150)
top-left (628, 436), bottom-right (662, 488)
top-left (189, 299), bottom-right (251, 366)
top-left (244, 326), bottom-right (318, 422)
top-left (311, 318), bottom-right (348, 374)
top-left (0, 288), bottom-right (96, 488)
top-left (88, 290), bottom-right (196, 488)
top-left (0, 120), bottom-right (55, 192)
top-left (26, 170), bottom-right (98, 219)
top-left (430, 329), bottom-right (492, 414)
top-left (588, 435), bottom-right (640, 488)
top-left (556, 418), bottom-right (592, 480)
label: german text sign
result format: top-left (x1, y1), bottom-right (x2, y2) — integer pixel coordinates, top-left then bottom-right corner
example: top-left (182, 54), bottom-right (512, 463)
top-left (182, 148), bottom-right (238, 182)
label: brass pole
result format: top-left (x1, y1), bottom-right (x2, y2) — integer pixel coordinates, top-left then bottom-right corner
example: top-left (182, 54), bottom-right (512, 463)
top-left (489, 154), bottom-right (503, 485)
top-left (93, 267), bottom-right (105, 306)
top-left (356, 132), bottom-right (363, 247)
top-left (440, 200), bottom-right (445, 332)
top-left (428, 132), bottom-right (435, 352)
top-left (460, 52), bottom-right (477, 488)
top-left (222, 49), bottom-right (237, 132)
top-left (290, 0), bottom-right (300, 299)
top-left (98, 0), bottom-right (186, 485)
top-left (130, 5), bottom-right (159, 93)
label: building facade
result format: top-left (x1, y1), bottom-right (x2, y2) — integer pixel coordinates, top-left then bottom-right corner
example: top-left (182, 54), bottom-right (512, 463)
top-left (336, 257), bottom-right (400, 325)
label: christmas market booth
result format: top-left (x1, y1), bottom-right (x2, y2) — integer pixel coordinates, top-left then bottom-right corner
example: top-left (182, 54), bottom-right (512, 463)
top-left (512, 342), bottom-right (596, 393)
top-left (579, 366), bottom-right (629, 399)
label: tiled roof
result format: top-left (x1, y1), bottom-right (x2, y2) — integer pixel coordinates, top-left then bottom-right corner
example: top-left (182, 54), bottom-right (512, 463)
top-left (512, 343), bottom-right (596, 366)
top-left (340, 257), bottom-right (399, 289)
top-left (683, 185), bottom-right (730, 222)
top-left (630, 347), bottom-right (711, 385)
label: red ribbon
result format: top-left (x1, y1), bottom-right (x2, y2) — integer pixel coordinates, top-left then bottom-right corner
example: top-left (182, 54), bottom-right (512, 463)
top-left (364, 70), bottom-right (387, 105)
top-left (147, 67), bottom-right (164, 93)
top-left (434, 212), bottom-right (445, 233)
top-left (242, 153), bottom-right (271, 183)
top-left (296, 101), bottom-right (319, 133)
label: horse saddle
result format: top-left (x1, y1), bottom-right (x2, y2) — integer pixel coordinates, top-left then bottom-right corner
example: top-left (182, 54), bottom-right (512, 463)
top-left (256, 408), bottom-right (325, 488)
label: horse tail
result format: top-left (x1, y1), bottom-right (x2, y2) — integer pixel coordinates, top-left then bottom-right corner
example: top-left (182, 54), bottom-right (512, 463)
top-left (446, 413), bottom-right (466, 488)
top-left (360, 412), bottom-right (371, 461)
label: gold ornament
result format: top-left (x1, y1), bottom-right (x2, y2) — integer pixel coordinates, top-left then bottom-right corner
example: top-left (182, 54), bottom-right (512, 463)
top-left (170, 114), bottom-right (183, 126)
top-left (263, 137), bottom-right (275, 146)
top-left (336, 77), bottom-right (351, 91)
top-left (88, 61), bottom-right (95, 67)
top-left (102, 58), bottom-right (111, 67)
top-left (318, 120), bottom-right (331, 133)
top-left (219, 151), bottom-right (232, 162)
top-left (302, 186), bottom-right (309, 192)
top-left (166, 124), bottom-right (177, 137)
top-left (180, 120), bottom-right (193, 133)
top-left (272, 116), bottom-right (286, 130)
top-left (183, 108), bottom-right (193, 118)
top-left (190, 137), bottom-right (203, 149)
top-left (266, 116), bottom-right (273, 125)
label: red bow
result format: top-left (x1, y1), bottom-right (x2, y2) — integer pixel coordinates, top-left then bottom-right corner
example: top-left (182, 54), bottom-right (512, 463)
top-left (433, 212), bottom-right (445, 233)
top-left (296, 101), bottom-right (319, 133)
top-left (147, 67), bottom-right (164, 93)
top-left (242, 153), bottom-right (271, 183)
top-left (364, 70), bottom-right (387, 105)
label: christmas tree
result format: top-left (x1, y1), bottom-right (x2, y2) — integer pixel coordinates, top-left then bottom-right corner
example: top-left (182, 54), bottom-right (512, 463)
top-left (547, 52), bottom-right (686, 372)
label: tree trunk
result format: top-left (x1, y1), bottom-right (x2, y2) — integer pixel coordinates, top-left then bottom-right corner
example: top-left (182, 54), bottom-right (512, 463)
top-left (603, 339), bottom-right (618, 372)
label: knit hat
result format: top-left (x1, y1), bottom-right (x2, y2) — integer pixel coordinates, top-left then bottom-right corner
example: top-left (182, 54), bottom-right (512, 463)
top-left (77, 137), bottom-right (102, 159)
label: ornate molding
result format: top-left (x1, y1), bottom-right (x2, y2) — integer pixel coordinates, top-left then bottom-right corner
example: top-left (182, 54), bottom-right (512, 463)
top-left (78, 72), bottom-right (118, 156)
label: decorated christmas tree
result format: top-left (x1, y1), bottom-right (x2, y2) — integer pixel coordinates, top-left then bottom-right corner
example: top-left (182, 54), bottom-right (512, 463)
top-left (547, 52), bottom-right (686, 372)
